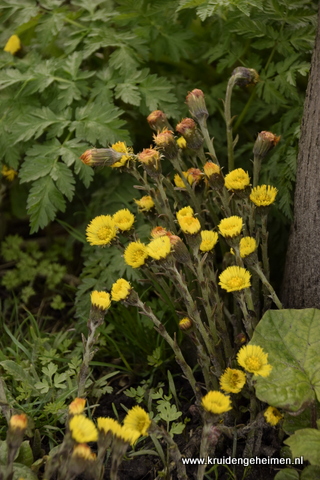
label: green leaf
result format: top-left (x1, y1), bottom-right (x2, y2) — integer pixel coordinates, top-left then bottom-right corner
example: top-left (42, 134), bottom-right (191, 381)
top-left (0, 360), bottom-right (35, 388)
top-left (285, 429), bottom-right (320, 466)
top-left (50, 162), bottom-right (75, 201)
top-left (169, 422), bottom-right (185, 436)
top-left (115, 82), bottom-right (141, 106)
top-left (139, 72), bottom-right (177, 113)
top-left (274, 469), bottom-right (299, 480)
top-left (53, 372), bottom-right (67, 389)
top-left (250, 309), bottom-right (320, 411)
top-left (27, 177), bottom-right (66, 233)
top-left (34, 380), bottom-right (50, 394)
top-left (301, 465), bottom-right (320, 480)
top-left (19, 141), bottom-right (61, 183)
top-left (15, 441), bottom-right (34, 467)
top-left (42, 362), bottom-right (58, 379)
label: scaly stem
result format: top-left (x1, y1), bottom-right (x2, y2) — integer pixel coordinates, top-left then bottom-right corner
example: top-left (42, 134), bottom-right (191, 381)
top-left (252, 263), bottom-right (283, 309)
top-left (198, 118), bottom-right (218, 164)
top-left (224, 75), bottom-right (236, 172)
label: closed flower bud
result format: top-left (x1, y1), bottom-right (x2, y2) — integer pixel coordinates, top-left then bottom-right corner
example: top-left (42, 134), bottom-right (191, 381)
top-left (147, 110), bottom-right (172, 132)
top-left (169, 235), bottom-right (192, 264)
top-left (186, 168), bottom-right (203, 185)
top-left (185, 89), bottom-right (208, 122)
top-left (138, 148), bottom-right (161, 177)
top-left (80, 148), bottom-right (124, 167)
top-left (253, 131), bottom-right (281, 158)
top-left (232, 67), bottom-right (259, 87)
top-left (179, 317), bottom-right (193, 331)
top-left (7, 414), bottom-right (28, 457)
top-left (204, 162), bottom-right (224, 189)
top-left (153, 129), bottom-right (178, 160)
top-left (176, 118), bottom-right (203, 150)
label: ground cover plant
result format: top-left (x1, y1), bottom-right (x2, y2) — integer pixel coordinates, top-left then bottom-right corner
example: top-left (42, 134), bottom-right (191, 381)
top-left (0, 1), bottom-right (319, 480)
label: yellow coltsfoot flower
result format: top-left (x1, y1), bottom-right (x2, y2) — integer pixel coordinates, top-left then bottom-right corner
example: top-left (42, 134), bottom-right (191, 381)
top-left (147, 236), bottom-right (171, 260)
top-left (237, 345), bottom-right (272, 377)
top-left (86, 215), bottom-right (117, 246)
top-left (134, 195), bottom-right (155, 212)
top-left (178, 215), bottom-right (201, 235)
top-left (111, 278), bottom-right (132, 301)
top-left (123, 406), bottom-right (151, 436)
top-left (69, 415), bottom-right (98, 443)
top-left (264, 406), bottom-right (283, 426)
top-left (69, 398), bottom-right (86, 415)
top-left (201, 391), bottom-right (232, 414)
top-left (91, 291), bottom-right (111, 310)
top-left (110, 141), bottom-right (134, 168)
top-left (219, 368), bottom-right (246, 394)
top-left (250, 185), bottom-right (278, 206)
top-left (113, 209), bottom-right (135, 231)
top-left (239, 236), bottom-right (257, 258)
top-left (224, 168), bottom-right (250, 191)
top-left (97, 417), bottom-right (123, 437)
top-left (219, 266), bottom-right (251, 293)
top-left (124, 241), bottom-right (148, 268)
top-left (199, 230), bottom-right (219, 252)
top-left (1, 165), bottom-right (18, 181)
top-left (176, 205), bottom-right (194, 221)
top-left (4, 35), bottom-right (21, 55)
top-left (218, 216), bottom-right (243, 238)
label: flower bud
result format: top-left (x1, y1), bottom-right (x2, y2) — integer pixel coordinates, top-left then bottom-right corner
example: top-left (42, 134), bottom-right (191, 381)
top-left (80, 148), bottom-right (124, 167)
top-left (253, 131), bottom-right (281, 158)
top-left (203, 162), bottom-right (224, 190)
top-left (7, 414), bottom-right (28, 457)
top-left (232, 67), bottom-right (259, 87)
top-left (185, 89), bottom-right (208, 122)
top-left (179, 317), bottom-right (193, 331)
top-left (138, 148), bottom-right (161, 177)
top-left (153, 129), bottom-right (178, 160)
top-left (169, 235), bottom-right (192, 264)
top-left (147, 110), bottom-right (172, 132)
top-left (176, 118), bottom-right (203, 150)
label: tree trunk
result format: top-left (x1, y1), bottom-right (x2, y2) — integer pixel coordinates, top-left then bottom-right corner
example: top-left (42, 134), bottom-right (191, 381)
top-left (281, 6), bottom-right (320, 308)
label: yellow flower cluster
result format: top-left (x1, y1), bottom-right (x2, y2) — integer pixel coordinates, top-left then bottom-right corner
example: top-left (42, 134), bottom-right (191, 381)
top-left (1, 165), bottom-right (18, 181)
top-left (69, 415), bottom-right (98, 443)
top-left (113, 209), bottom-right (135, 231)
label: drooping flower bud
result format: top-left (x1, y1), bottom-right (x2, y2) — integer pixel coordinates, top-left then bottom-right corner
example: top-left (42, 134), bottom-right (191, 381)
top-left (232, 67), bottom-right (259, 87)
top-left (253, 131), bottom-right (281, 158)
top-left (185, 89), bottom-right (209, 122)
top-left (80, 148), bottom-right (124, 167)
top-left (147, 110), bottom-right (172, 132)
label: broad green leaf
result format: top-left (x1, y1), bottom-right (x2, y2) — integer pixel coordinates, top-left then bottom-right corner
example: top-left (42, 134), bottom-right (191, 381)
top-left (250, 309), bottom-right (320, 411)
top-left (274, 469), bottom-right (299, 480)
top-left (139, 72), bottom-right (176, 113)
top-left (301, 466), bottom-right (320, 480)
top-left (12, 463), bottom-right (38, 480)
top-left (27, 177), bottom-right (66, 233)
top-left (15, 441), bottom-right (34, 467)
top-left (285, 428), bottom-right (320, 466)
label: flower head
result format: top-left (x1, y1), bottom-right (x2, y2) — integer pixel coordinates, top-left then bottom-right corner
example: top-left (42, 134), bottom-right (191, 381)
top-left (232, 67), bottom-right (259, 87)
top-left (219, 368), bottom-right (246, 394)
top-left (151, 226), bottom-right (168, 238)
top-left (176, 206), bottom-right (194, 221)
top-left (153, 129), bottom-right (178, 159)
top-left (9, 414), bottom-right (28, 431)
top-left (69, 398), bottom-right (86, 415)
top-left (179, 317), bottom-right (193, 331)
top-left (186, 89), bottom-right (208, 121)
top-left (138, 148), bottom-right (161, 175)
top-left (124, 241), bottom-right (148, 268)
top-left (250, 185), bottom-right (278, 207)
top-left (218, 216), bottom-right (243, 238)
top-left (86, 215), bottom-right (117, 246)
top-left (264, 406), bottom-right (283, 426)
top-left (4, 35), bottom-right (21, 55)
top-left (80, 148), bottom-right (124, 167)
top-left (253, 131), bottom-right (280, 158)
top-left (97, 417), bottom-right (122, 437)
top-left (201, 391), bottom-right (232, 414)
top-left (219, 266), bottom-right (251, 292)
top-left (134, 196), bottom-right (155, 212)
top-left (239, 237), bottom-right (257, 258)
top-left (123, 406), bottom-right (151, 436)
top-left (91, 291), bottom-right (111, 310)
top-left (204, 162), bottom-right (220, 177)
top-left (237, 345), bottom-right (272, 377)
top-left (147, 110), bottom-right (171, 132)
top-left (177, 137), bottom-right (187, 148)
top-left (111, 278), bottom-right (132, 301)
top-left (69, 415), bottom-right (98, 443)
top-left (118, 426), bottom-right (141, 445)
top-left (72, 443), bottom-right (96, 461)
top-left (1, 165), bottom-right (18, 181)
top-left (111, 142), bottom-right (134, 168)
top-left (178, 216), bottom-right (201, 235)
top-left (147, 236), bottom-right (171, 260)
top-left (200, 231), bottom-right (219, 252)
top-left (174, 172), bottom-right (190, 188)
top-left (224, 168), bottom-right (250, 191)
top-left (113, 209), bottom-right (135, 231)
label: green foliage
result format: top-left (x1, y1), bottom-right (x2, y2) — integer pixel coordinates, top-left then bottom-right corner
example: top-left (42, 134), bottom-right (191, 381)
top-left (285, 428), bottom-right (320, 466)
top-left (251, 309), bottom-right (320, 411)
top-left (0, 439), bottom-right (37, 480)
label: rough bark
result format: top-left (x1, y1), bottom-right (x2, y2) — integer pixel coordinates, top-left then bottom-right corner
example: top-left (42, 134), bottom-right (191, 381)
top-left (282, 6), bottom-right (320, 308)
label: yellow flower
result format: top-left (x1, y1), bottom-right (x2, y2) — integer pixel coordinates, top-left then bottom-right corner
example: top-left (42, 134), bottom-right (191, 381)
top-left (224, 168), bottom-right (250, 190)
top-left (177, 137), bottom-right (187, 148)
top-left (111, 278), bottom-right (131, 301)
top-left (174, 172), bottom-right (189, 188)
top-left (147, 236), bottom-right (171, 260)
top-left (86, 215), bottom-right (117, 246)
top-left (218, 216), bottom-right (243, 238)
top-left (113, 209), bottom-right (135, 231)
top-left (9, 414), bottom-right (28, 431)
top-left (239, 236), bottom-right (257, 258)
top-left (69, 398), bottom-right (86, 415)
top-left (176, 205), bottom-right (194, 221)
top-left (134, 196), bottom-right (155, 212)
top-left (123, 406), bottom-right (151, 436)
top-left (69, 415), bottom-right (98, 443)
top-left (237, 345), bottom-right (272, 377)
top-left (97, 417), bottom-right (122, 437)
top-left (72, 443), bottom-right (96, 460)
top-left (4, 35), bottom-right (21, 55)
top-left (250, 185), bottom-right (278, 206)
top-left (219, 368), bottom-right (246, 394)
top-left (200, 231), bottom-right (219, 252)
top-left (151, 226), bottom-right (168, 238)
top-left (124, 241), bottom-right (148, 268)
top-left (118, 426), bottom-right (141, 445)
top-left (201, 391), bottom-right (232, 414)
top-left (110, 141), bottom-right (134, 168)
top-left (1, 165), bottom-right (18, 181)
top-left (203, 162), bottom-right (220, 177)
top-left (264, 406), bottom-right (283, 426)
top-left (219, 266), bottom-right (251, 292)
top-left (91, 291), bottom-right (111, 310)
top-left (179, 317), bottom-right (193, 331)
top-left (178, 216), bottom-right (201, 235)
